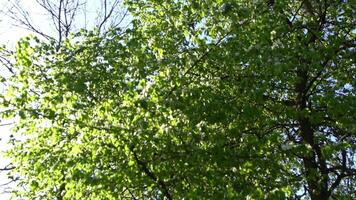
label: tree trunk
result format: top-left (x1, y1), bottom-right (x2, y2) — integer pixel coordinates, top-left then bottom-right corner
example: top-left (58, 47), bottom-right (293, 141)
top-left (296, 69), bottom-right (329, 200)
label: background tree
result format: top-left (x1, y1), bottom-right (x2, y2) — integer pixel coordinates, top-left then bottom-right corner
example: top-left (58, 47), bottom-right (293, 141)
top-left (1, 0), bottom-right (128, 48)
top-left (0, 0), bottom-right (355, 199)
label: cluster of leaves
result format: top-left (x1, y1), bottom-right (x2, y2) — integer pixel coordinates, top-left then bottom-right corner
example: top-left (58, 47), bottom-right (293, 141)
top-left (0, 0), bottom-right (355, 199)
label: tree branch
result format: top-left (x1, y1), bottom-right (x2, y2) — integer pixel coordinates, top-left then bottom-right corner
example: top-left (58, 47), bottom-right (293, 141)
top-left (130, 147), bottom-right (173, 200)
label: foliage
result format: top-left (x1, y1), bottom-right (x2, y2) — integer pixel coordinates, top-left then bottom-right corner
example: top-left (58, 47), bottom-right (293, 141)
top-left (1, 0), bottom-right (355, 199)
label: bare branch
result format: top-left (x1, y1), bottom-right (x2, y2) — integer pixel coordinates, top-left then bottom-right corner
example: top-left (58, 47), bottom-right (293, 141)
top-left (0, 166), bottom-right (15, 171)
top-left (97, 0), bottom-right (122, 32)
top-left (5, 2), bottom-right (54, 40)
top-left (0, 122), bottom-right (14, 127)
top-left (0, 177), bottom-right (18, 187)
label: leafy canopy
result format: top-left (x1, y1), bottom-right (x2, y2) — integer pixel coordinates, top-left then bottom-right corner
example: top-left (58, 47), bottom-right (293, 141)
top-left (1, 0), bottom-right (355, 199)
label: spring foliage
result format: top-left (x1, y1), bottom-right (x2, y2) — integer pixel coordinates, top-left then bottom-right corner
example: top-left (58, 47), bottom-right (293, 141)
top-left (1, 0), bottom-right (355, 199)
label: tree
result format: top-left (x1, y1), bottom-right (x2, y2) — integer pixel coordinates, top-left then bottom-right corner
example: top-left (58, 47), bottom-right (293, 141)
top-left (1, 0), bottom-right (355, 199)
top-left (1, 0), bottom-right (128, 48)
top-left (0, 0), bottom-right (128, 196)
